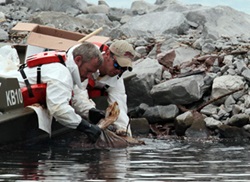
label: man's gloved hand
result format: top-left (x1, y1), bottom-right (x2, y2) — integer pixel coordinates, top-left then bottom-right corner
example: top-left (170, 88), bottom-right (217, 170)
top-left (76, 119), bottom-right (101, 143)
top-left (89, 108), bottom-right (105, 124)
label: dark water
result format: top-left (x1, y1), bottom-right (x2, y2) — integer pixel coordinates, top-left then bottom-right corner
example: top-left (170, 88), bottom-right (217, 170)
top-left (1, 136), bottom-right (250, 182)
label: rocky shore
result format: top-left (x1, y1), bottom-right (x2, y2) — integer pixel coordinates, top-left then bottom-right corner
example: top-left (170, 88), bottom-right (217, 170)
top-left (1, 0), bottom-right (250, 141)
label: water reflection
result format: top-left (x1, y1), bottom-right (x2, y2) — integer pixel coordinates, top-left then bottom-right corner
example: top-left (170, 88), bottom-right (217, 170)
top-left (0, 137), bottom-right (250, 181)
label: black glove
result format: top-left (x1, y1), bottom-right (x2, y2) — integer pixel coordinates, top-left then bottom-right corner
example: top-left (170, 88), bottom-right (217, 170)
top-left (89, 108), bottom-right (105, 124)
top-left (76, 119), bottom-right (101, 143)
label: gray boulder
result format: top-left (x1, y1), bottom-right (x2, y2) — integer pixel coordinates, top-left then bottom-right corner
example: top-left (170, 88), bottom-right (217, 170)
top-left (119, 11), bottom-right (189, 38)
top-left (142, 104), bottom-right (179, 124)
top-left (150, 74), bottom-right (206, 105)
top-left (19, 0), bottom-right (88, 13)
top-left (125, 58), bottom-right (163, 108)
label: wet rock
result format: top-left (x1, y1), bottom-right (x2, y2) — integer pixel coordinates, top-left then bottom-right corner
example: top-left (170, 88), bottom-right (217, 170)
top-left (175, 111), bottom-right (193, 136)
top-left (130, 118), bottom-right (150, 137)
top-left (218, 124), bottom-right (250, 139)
top-left (204, 117), bottom-right (222, 129)
top-left (142, 104), bottom-right (179, 124)
top-left (243, 124), bottom-right (250, 133)
top-left (228, 113), bottom-right (250, 127)
top-left (185, 115), bottom-right (210, 138)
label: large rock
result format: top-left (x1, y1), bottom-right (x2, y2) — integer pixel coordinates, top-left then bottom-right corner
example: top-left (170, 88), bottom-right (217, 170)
top-left (150, 74), bottom-right (206, 105)
top-left (218, 124), bottom-right (250, 139)
top-left (131, 0), bottom-right (156, 15)
top-left (119, 11), bottom-right (189, 38)
top-left (142, 104), bottom-right (179, 124)
top-left (183, 5), bottom-right (250, 39)
top-left (211, 75), bottom-right (245, 104)
top-left (29, 11), bottom-right (94, 32)
top-left (185, 114), bottom-right (210, 138)
top-left (175, 111), bottom-right (193, 136)
top-left (125, 58), bottom-right (163, 108)
top-left (87, 4), bottom-right (109, 14)
top-left (19, 0), bottom-right (88, 13)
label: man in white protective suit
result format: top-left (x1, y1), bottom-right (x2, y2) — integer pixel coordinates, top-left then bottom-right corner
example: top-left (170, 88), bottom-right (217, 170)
top-left (3, 42), bottom-right (104, 143)
top-left (79, 40), bottom-right (139, 137)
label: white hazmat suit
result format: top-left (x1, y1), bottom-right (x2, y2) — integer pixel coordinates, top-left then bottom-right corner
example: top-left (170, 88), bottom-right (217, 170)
top-left (2, 45), bottom-right (94, 129)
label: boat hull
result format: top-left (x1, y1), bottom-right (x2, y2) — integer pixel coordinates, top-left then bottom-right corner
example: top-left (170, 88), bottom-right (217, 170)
top-left (0, 107), bottom-right (72, 147)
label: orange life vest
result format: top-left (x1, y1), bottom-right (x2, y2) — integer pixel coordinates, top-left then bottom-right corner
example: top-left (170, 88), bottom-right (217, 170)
top-left (20, 51), bottom-right (66, 107)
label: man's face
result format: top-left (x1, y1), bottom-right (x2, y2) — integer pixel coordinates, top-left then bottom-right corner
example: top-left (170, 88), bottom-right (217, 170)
top-left (105, 55), bottom-right (125, 77)
top-left (78, 57), bottom-right (100, 82)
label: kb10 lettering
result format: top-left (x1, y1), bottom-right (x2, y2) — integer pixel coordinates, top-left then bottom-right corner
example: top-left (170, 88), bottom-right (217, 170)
top-left (6, 89), bottom-right (23, 106)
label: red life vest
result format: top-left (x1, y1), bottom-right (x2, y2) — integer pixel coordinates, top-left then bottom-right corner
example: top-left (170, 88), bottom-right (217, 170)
top-left (20, 51), bottom-right (66, 107)
top-left (21, 84), bottom-right (47, 107)
top-left (26, 51), bottom-right (66, 68)
top-left (87, 78), bottom-right (108, 99)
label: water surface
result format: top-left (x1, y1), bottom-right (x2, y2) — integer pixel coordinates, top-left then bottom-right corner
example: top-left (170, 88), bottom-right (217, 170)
top-left (0, 136), bottom-right (250, 181)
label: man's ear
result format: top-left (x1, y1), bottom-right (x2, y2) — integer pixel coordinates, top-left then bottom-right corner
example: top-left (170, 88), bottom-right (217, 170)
top-left (74, 55), bottom-right (82, 66)
top-left (103, 50), bottom-right (110, 61)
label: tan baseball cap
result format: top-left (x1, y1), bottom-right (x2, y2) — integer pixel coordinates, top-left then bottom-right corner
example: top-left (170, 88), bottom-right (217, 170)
top-left (109, 40), bottom-right (139, 69)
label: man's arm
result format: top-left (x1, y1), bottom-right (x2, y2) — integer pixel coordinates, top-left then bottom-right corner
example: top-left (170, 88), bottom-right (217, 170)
top-left (46, 79), bottom-right (101, 143)
top-left (106, 78), bottom-right (132, 135)
top-left (71, 84), bottom-right (96, 119)
top-left (46, 79), bottom-right (82, 128)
